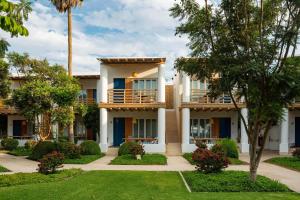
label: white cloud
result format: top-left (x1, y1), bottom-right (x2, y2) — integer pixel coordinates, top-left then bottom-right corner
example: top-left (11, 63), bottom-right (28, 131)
top-left (4, 1), bottom-right (189, 81)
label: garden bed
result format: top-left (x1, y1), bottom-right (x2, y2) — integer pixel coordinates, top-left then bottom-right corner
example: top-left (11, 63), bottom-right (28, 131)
top-left (0, 169), bottom-right (82, 187)
top-left (8, 147), bottom-right (32, 157)
top-left (265, 157), bottom-right (300, 172)
top-left (183, 153), bottom-right (246, 165)
top-left (110, 154), bottom-right (167, 165)
top-left (0, 165), bottom-right (9, 173)
top-left (182, 170), bottom-right (290, 192)
top-left (64, 154), bottom-right (104, 164)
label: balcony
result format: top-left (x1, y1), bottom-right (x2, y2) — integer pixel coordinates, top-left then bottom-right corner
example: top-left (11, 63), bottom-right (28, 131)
top-left (78, 98), bottom-right (96, 105)
top-left (289, 98), bottom-right (300, 110)
top-left (181, 89), bottom-right (245, 111)
top-left (0, 99), bottom-right (18, 114)
top-left (99, 89), bottom-right (165, 110)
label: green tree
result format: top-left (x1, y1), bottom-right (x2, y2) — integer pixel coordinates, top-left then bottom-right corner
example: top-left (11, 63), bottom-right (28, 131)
top-left (9, 53), bottom-right (80, 141)
top-left (0, 0), bottom-right (31, 37)
top-left (50, 0), bottom-right (84, 143)
top-left (83, 104), bottom-right (100, 140)
top-left (170, 0), bottom-right (300, 181)
top-left (0, 0), bottom-right (32, 98)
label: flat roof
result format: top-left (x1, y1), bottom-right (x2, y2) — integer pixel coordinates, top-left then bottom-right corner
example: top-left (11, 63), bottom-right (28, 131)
top-left (98, 57), bottom-right (166, 64)
top-left (9, 75), bottom-right (100, 80)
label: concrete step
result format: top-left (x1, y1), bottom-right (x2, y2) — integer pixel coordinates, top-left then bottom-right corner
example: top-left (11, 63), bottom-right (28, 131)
top-left (166, 143), bottom-right (182, 156)
top-left (106, 147), bottom-right (118, 156)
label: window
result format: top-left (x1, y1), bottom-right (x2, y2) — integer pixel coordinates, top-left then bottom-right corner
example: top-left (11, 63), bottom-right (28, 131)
top-left (133, 79), bottom-right (157, 90)
top-left (132, 119), bottom-right (157, 138)
top-left (190, 119), bottom-right (211, 142)
top-left (78, 90), bottom-right (87, 102)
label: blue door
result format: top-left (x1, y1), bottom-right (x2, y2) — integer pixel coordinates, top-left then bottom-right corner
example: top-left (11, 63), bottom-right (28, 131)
top-left (13, 120), bottom-right (22, 137)
top-left (295, 117), bottom-right (300, 147)
top-left (113, 78), bottom-right (125, 103)
top-left (219, 118), bottom-right (231, 138)
top-left (113, 118), bottom-right (125, 146)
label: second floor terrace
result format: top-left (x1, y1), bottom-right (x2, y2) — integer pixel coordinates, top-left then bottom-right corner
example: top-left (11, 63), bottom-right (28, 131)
top-left (98, 57), bottom-right (167, 110)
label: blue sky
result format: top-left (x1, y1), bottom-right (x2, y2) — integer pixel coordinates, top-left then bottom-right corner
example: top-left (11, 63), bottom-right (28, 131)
top-left (3, 0), bottom-right (191, 82)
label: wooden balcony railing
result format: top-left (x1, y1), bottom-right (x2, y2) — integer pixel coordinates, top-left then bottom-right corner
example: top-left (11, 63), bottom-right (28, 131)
top-left (189, 89), bottom-right (243, 104)
top-left (78, 98), bottom-right (96, 105)
top-left (0, 99), bottom-right (18, 113)
top-left (107, 89), bottom-right (157, 104)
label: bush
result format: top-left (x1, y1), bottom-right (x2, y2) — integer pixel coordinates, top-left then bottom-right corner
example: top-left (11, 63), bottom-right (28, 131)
top-left (211, 144), bottom-right (226, 156)
top-left (192, 148), bottom-right (229, 173)
top-left (80, 140), bottom-right (101, 155)
top-left (56, 142), bottom-right (81, 159)
top-left (38, 151), bottom-right (64, 174)
top-left (195, 140), bottom-right (207, 149)
top-left (30, 141), bottom-right (56, 160)
top-left (1, 138), bottom-right (19, 151)
top-left (130, 143), bottom-right (145, 157)
top-left (292, 148), bottom-right (300, 159)
top-left (24, 140), bottom-right (37, 150)
top-left (118, 142), bottom-right (138, 156)
top-left (217, 139), bottom-right (239, 159)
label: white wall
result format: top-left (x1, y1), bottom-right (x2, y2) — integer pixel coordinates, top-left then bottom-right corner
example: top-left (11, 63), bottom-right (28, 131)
top-left (106, 63), bottom-right (159, 90)
top-left (78, 79), bottom-right (98, 90)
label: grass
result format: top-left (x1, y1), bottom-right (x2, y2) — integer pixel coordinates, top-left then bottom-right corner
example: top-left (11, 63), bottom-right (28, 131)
top-left (265, 157), bottom-right (300, 172)
top-left (183, 153), bottom-right (246, 165)
top-left (182, 170), bottom-right (290, 192)
top-left (0, 170), bottom-right (299, 200)
top-left (110, 154), bottom-right (167, 165)
top-left (8, 147), bottom-right (32, 157)
top-left (64, 154), bottom-right (104, 164)
top-left (0, 169), bottom-right (82, 187)
top-left (0, 165), bottom-right (9, 173)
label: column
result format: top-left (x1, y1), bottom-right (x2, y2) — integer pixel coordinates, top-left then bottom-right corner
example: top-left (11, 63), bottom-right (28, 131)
top-left (280, 108), bottom-right (289, 154)
top-left (100, 108), bottom-right (108, 152)
top-left (182, 73), bottom-right (191, 102)
top-left (182, 108), bottom-right (190, 151)
top-left (240, 108), bottom-right (249, 153)
top-left (158, 63), bottom-right (166, 102)
top-left (100, 64), bottom-right (108, 103)
top-left (99, 63), bottom-right (108, 152)
top-left (157, 108), bottom-right (166, 145)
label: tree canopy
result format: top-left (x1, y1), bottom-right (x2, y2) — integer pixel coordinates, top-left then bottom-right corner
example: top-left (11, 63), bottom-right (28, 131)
top-left (9, 53), bottom-right (81, 139)
top-left (170, 0), bottom-right (300, 181)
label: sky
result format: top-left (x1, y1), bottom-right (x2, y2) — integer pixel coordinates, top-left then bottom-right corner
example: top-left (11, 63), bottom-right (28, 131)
top-left (2, 0), bottom-right (191, 82)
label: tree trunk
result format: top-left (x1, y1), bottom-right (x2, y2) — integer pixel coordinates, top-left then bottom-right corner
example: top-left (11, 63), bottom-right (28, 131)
top-left (249, 143), bottom-right (258, 181)
top-left (67, 8), bottom-right (74, 143)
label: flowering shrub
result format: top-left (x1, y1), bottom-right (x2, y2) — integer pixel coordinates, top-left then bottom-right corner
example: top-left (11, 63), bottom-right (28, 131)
top-left (130, 143), bottom-right (145, 158)
top-left (195, 140), bottom-right (207, 149)
top-left (211, 144), bottom-right (226, 157)
top-left (38, 151), bottom-right (64, 174)
top-left (192, 148), bottom-right (229, 173)
top-left (292, 148), bottom-right (300, 159)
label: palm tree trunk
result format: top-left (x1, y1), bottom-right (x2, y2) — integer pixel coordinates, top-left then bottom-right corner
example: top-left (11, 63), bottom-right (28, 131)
top-left (68, 7), bottom-right (74, 143)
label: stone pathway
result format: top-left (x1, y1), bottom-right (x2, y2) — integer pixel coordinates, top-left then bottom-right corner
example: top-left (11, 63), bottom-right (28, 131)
top-left (1, 152), bottom-right (300, 193)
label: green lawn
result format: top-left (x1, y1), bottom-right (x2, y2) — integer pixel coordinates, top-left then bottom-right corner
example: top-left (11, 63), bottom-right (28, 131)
top-left (110, 154), bottom-right (167, 165)
top-left (64, 154), bottom-right (104, 164)
top-left (0, 169), bottom-right (82, 187)
top-left (0, 165), bottom-right (9, 173)
top-left (265, 157), bottom-right (300, 172)
top-left (183, 153), bottom-right (246, 165)
top-left (0, 170), bottom-right (299, 200)
top-left (182, 171), bottom-right (290, 192)
top-left (8, 147), bottom-right (32, 157)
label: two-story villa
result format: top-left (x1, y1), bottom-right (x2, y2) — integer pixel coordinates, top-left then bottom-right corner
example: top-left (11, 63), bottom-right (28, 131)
top-left (174, 71), bottom-right (300, 154)
top-left (98, 57), bottom-right (167, 153)
top-left (0, 75), bottom-right (100, 145)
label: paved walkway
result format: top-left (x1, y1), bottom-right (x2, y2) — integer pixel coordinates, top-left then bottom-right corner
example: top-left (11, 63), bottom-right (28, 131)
top-left (1, 153), bottom-right (300, 193)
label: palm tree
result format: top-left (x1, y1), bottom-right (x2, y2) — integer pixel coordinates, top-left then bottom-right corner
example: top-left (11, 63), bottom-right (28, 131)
top-left (50, 0), bottom-right (83, 143)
